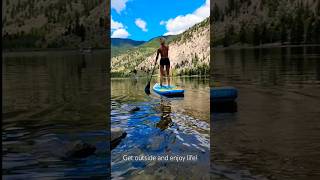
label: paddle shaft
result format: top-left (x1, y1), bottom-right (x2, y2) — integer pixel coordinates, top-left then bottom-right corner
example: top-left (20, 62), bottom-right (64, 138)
top-left (147, 58), bottom-right (158, 83)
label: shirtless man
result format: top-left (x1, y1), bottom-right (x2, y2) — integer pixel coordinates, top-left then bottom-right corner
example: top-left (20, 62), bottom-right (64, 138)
top-left (155, 37), bottom-right (170, 86)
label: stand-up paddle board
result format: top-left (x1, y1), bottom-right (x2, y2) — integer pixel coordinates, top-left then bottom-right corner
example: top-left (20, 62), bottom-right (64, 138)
top-left (153, 83), bottom-right (184, 97)
top-left (210, 87), bottom-right (238, 102)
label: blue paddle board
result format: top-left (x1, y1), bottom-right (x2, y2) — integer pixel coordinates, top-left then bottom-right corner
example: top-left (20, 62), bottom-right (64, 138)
top-left (153, 83), bottom-right (184, 96)
top-left (211, 87), bottom-right (238, 102)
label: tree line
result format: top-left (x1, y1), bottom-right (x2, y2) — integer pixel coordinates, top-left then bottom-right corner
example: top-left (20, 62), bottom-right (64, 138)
top-left (3, 0), bottom-right (106, 49)
top-left (213, 0), bottom-right (320, 46)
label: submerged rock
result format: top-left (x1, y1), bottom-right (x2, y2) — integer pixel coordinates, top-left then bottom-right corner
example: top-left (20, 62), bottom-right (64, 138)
top-left (111, 127), bottom-right (127, 149)
top-left (121, 104), bottom-right (140, 112)
top-left (64, 140), bottom-right (96, 158)
top-left (34, 139), bottom-right (96, 159)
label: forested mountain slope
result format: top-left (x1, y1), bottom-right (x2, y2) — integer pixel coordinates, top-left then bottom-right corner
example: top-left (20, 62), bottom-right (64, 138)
top-left (212, 0), bottom-right (320, 47)
top-left (2, 0), bottom-right (108, 49)
top-left (111, 18), bottom-right (210, 77)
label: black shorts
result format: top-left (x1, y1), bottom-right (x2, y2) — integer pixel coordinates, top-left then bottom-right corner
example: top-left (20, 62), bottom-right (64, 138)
top-left (160, 58), bottom-right (170, 66)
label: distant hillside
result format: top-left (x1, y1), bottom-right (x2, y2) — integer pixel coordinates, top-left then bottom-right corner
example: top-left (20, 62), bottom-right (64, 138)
top-left (111, 38), bottom-right (145, 47)
top-left (213, 0), bottom-right (320, 47)
top-left (2, 0), bottom-right (108, 49)
top-left (111, 18), bottom-right (210, 77)
top-left (111, 38), bottom-right (145, 57)
top-left (140, 35), bottom-right (175, 49)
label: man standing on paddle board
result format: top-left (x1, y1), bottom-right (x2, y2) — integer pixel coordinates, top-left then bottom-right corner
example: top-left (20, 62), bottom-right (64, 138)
top-left (156, 37), bottom-right (170, 86)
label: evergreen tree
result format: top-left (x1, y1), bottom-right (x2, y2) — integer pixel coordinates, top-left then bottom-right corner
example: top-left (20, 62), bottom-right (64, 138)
top-left (317, 0), bottom-right (320, 16)
top-left (312, 18), bottom-right (320, 43)
top-left (253, 24), bottom-right (260, 45)
top-left (260, 23), bottom-right (268, 44)
top-left (213, 3), bottom-right (220, 22)
top-left (80, 25), bottom-right (86, 42)
top-left (223, 25), bottom-right (235, 47)
top-left (99, 18), bottom-right (104, 28)
top-left (305, 13), bottom-right (314, 43)
top-left (227, 0), bottom-right (235, 16)
top-left (239, 23), bottom-right (247, 43)
top-left (292, 2), bottom-right (304, 44)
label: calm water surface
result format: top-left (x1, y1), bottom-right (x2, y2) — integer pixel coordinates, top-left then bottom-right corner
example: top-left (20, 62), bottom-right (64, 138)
top-left (211, 46), bottom-right (320, 179)
top-left (5, 46), bottom-right (318, 179)
top-left (2, 51), bottom-right (109, 179)
top-left (111, 77), bottom-right (210, 179)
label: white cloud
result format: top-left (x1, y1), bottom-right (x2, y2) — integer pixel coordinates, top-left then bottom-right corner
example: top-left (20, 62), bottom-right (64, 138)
top-left (111, 17), bottom-right (124, 30)
top-left (135, 18), bottom-right (148, 32)
top-left (160, 0), bottom-right (209, 35)
top-left (111, 17), bottom-right (130, 38)
top-left (111, 0), bottom-right (129, 14)
top-left (194, 0), bottom-right (210, 18)
top-left (111, 29), bottom-right (130, 38)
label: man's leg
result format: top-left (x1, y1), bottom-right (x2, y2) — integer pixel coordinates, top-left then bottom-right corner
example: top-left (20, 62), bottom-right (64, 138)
top-left (166, 64), bottom-right (170, 86)
top-left (160, 65), bottom-right (164, 86)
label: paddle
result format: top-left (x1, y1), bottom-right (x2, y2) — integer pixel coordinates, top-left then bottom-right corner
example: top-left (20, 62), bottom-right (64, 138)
top-left (144, 58), bottom-right (158, 95)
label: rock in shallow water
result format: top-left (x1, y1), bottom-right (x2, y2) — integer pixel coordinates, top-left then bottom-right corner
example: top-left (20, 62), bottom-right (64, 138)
top-left (34, 139), bottom-right (96, 159)
top-left (111, 127), bottom-right (127, 149)
top-left (121, 104), bottom-right (140, 112)
top-left (64, 140), bottom-right (96, 158)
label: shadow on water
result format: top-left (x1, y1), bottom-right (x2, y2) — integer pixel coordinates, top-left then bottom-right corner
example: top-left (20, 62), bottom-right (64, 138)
top-left (111, 77), bottom-right (210, 179)
top-left (211, 101), bottom-right (238, 114)
top-left (2, 51), bottom-right (109, 179)
top-left (211, 46), bottom-right (320, 179)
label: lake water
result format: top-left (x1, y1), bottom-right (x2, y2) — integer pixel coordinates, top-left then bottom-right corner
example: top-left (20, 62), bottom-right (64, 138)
top-left (111, 77), bottom-right (210, 179)
top-left (211, 46), bottom-right (320, 179)
top-left (2, 51), bottom-right (109, 179)
top-left (4, 46), bottom-right (318, 179)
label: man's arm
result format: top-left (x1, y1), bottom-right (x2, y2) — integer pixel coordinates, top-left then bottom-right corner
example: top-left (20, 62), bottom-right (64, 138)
top-left (155, 49), bottom-right (160, 62)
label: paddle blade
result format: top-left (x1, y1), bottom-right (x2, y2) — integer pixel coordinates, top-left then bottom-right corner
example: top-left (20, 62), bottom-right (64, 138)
top-left (144, 82), bottom-right (151, 95)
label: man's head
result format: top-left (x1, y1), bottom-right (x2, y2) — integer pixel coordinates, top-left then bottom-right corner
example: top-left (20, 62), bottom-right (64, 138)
top-left (159, 37), bottom-right (166, 45)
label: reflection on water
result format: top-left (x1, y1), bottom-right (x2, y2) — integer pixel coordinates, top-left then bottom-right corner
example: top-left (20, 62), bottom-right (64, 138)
top-left (211, 101), bottom-right (237, 113)
top-left (111, 77), bottom-right (210, 179)
top-left (2, 51), bottom-right (109, 179)
top-left (156, 99), bottom-right (173, 131)
top-left (211, 46), bottom-right (320, 179)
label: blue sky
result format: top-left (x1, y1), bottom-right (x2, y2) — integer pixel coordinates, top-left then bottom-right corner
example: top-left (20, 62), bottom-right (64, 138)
top-left (111, 0), bottom-right (209, 41)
